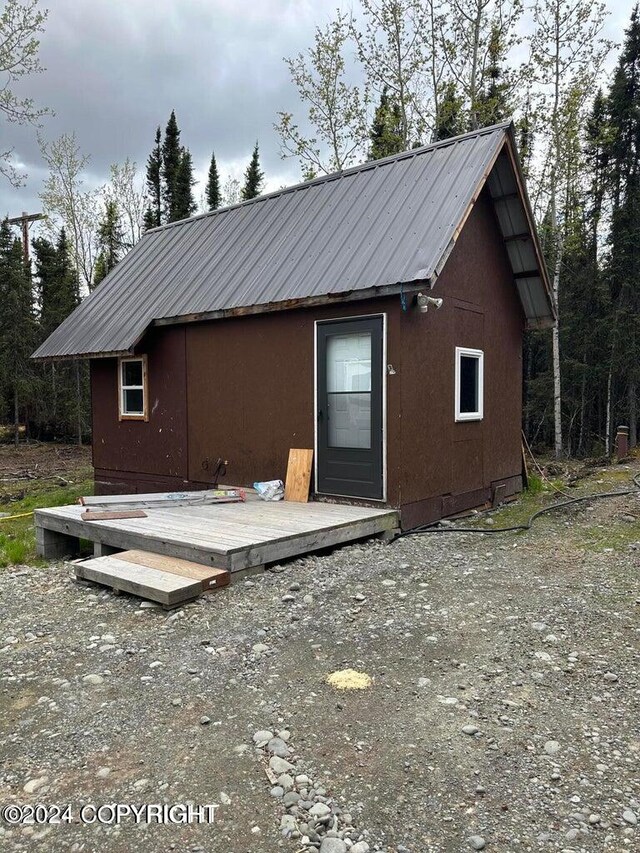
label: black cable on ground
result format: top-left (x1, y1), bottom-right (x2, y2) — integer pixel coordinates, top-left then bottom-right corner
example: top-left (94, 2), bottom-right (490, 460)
top-left (392, 472), bottom-right (640, 541)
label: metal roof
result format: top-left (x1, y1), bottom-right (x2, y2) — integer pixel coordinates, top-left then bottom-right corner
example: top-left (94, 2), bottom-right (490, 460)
top-left (33, 122), bottom-right (555, 360)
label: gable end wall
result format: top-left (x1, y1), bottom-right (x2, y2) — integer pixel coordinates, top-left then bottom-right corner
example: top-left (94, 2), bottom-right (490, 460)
top-left (398, 187), bottom-right (525, 526)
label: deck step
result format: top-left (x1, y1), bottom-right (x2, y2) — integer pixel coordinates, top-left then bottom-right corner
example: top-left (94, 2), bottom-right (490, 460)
top-left (74, 550), bottom-right (230, 607)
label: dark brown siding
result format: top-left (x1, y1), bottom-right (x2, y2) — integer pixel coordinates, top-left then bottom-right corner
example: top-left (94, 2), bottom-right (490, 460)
top-left (91, 187), bottom-right (523, 524)
top-left (91, 326), bottom-right (189, 493)
top-left (185, 299), bottom-right (402, 506)
top-left (398, 188), bottom-right (524, 526)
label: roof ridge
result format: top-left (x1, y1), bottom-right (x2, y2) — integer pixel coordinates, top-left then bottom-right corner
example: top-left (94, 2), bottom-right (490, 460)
top-left (147, 121), bottom-right (514, 235)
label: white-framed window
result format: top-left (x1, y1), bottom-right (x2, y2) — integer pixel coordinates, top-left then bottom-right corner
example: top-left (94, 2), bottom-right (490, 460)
top-left (455, 347), bottom-right (484, 421)
top-left (118, 356), bottom-right (148, 420)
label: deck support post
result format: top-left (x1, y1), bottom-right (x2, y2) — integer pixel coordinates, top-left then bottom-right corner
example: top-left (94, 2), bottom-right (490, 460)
top-left (93, 542), bottom-right (121, 558)
top-left (36, 526), bottom-right (81, 560)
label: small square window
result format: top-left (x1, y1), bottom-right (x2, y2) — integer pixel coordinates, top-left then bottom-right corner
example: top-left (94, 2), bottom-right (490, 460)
top-left (455, 347), bottom-right (483, 421)
top-left (119, 356), bottom-right (147, 420)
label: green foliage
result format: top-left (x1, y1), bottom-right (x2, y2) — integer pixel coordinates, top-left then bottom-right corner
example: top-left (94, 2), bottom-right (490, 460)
top-left (145, 113), bottom-right (197, 223)
top-left (604, 7), bottom-right (640, 442)
top-left (94, 200), bottom-right (125, 286)
top-left (526, 473), bottom-right (544, 495)
top-left (144, 126), bottom-right (162, 230)
top-left (0, 475), bottom-right (93, 568)
top-left (33, 229), bottom-right (79, 337)
top-left (175, 148), bottom-right (197, 219)
top-left (275, 11), bottom-right (369, 174)
top-left (241, 142), bottom-right (264, 200)
top-left (474, 24), bottom-right (511, 128)
top-left (525, 6), bottom-right (640, 454)
top-left (30, 228), bottom-right (86, 440)
top-left (205, 151), bottom-right (221, 211)
top-left (369, 87), bottom-right (405, 159)
top-left (162, 110), bottom-right (183, 222)
top-left (433, 81), bottom-right (466, 141)
top-left (0, 220), bottom-right (37, 442)
top-left (38, 132), bottom-right (100, 291)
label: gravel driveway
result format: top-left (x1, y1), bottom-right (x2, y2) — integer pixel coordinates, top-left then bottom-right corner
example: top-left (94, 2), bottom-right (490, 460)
top-left (1, 466), bottom-right (639, 853)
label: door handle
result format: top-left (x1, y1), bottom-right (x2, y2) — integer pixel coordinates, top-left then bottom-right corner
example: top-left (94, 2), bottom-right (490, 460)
top-left (317, 408), bottom-right (324, 421)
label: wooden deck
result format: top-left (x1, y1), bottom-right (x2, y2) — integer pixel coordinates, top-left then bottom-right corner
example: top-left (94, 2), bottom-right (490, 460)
top-left (34, 498), bottom-right (399, 573)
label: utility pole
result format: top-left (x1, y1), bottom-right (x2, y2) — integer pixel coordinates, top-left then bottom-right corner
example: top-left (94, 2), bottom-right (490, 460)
top-left (7, 211), bottom-right (45, 266)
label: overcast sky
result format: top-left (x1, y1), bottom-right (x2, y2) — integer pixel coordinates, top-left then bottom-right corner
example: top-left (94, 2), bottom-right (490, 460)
top-left (1, 0), bottom-right (636, 223)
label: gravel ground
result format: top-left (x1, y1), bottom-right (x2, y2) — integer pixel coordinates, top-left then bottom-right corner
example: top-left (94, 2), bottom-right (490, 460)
top-left (1, 467), bottom-right (639, 853)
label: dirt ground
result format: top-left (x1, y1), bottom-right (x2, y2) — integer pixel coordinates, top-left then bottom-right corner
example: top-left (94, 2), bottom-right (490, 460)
top-left (0, 443), bottom-right (92, 503)
top-left (0, 459), bottom-right (638, 853)
top-left (0, 443), bottom-right (93, 568)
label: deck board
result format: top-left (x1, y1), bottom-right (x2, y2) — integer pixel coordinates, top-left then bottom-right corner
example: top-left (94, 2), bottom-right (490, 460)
top-left (35, 499), bottom-right (399, 572)
top-left (74, 556), bottom-right (204, 606)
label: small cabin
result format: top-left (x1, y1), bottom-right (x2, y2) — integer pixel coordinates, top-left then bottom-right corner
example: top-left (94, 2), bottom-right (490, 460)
top-left (34, 123), bottom-right (554, 530)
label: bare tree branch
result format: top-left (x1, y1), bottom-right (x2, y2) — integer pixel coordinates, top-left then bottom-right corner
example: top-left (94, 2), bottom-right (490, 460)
top-left (0, 0), bottom-right (50, 186)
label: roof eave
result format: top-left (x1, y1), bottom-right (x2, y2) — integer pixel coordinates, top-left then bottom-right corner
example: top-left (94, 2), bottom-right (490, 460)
top-left (31, 348), bottom-right (133, 363)
top-left (152, 280), bottom-right (430, 330)
top-left (502, 128), bottom-right (557, 324)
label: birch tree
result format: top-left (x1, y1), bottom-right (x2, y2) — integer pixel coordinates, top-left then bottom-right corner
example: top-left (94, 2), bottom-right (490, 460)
top-left (351, 0), bottom-right (435, 145)
top-left (222, 176), bottom-right (241, 207)
top-left (105, 158), bottom-right (145, 249)
top-left (0, 0), bottom-right (49, 185)
top-left (39, 133), bottom-right (100, 292)
top-left (440, 0), bottom-right (523, 130)
top-left (275, 12), bottom-right (369, 174)
top-left (529, 0), bottom-right (610, 457)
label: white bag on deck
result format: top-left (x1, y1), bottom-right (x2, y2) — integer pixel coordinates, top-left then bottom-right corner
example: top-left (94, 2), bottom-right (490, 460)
top-left (253, 480), bottom-right (284, 501)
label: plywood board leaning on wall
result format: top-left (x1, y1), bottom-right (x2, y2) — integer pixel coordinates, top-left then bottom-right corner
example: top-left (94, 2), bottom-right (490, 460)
top-left (284, 449), bottom-right (314, 502)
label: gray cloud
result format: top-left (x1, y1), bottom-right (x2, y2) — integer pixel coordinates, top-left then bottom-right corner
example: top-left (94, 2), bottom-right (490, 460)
top-left (2, 0), bottom-right (338, 217)
top-left (1, 0), bottom-right (634, 223)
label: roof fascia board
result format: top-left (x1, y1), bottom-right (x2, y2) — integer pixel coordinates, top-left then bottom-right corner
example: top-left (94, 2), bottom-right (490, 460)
top-left (32, 349), bottom-right (133, 363)
top-left (152, 281), bottom-right (428, 329)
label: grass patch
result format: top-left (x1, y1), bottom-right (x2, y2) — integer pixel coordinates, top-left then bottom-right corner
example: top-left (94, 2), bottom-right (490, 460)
top-left (525, 473), bottom-right (545, 495)
top-left (470, 463), bottom-right (640, 549)
top-left (0, 477), bottom-right (93, 568)
top-left (474, 477), bottom-right (567, 530)
top-left (579, 523), bottom-right (639, 552)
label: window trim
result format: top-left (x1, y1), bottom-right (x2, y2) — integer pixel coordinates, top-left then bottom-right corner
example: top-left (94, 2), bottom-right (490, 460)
top-left (455, 346), bottom-right (484, 422)
top-left (118, 355), bottom-right (148, 421)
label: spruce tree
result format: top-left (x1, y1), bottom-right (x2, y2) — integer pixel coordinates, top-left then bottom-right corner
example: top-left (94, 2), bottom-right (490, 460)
top-left (433, 82), bottom-right (466, 141)
top-left (516, 105), bottom-right (534, 180)
top-left (605, 6), bottom-right (640, 446)
top-left (144, 126), bottom-right (162, 230)
top-left (174, 148), bottom-right (197, 220)
top-left (241, 142), bottom-right (264, 200)
top-left (33, 229), bottom-right (80, 338)
top-left (205, 151), bottom-right (221, 211)
top-left (369, 88), bottom-right (405, 159)
top-left (32, 229), bottom-right (81, 438)
top-left (0, 220), bottom-right (37, 443)
top-left (162, 110), bottom-right (182, 221)
top-left (94, 200), bottom-right (125, 286)
top-left (475, 25), bottom-right (511, 128)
